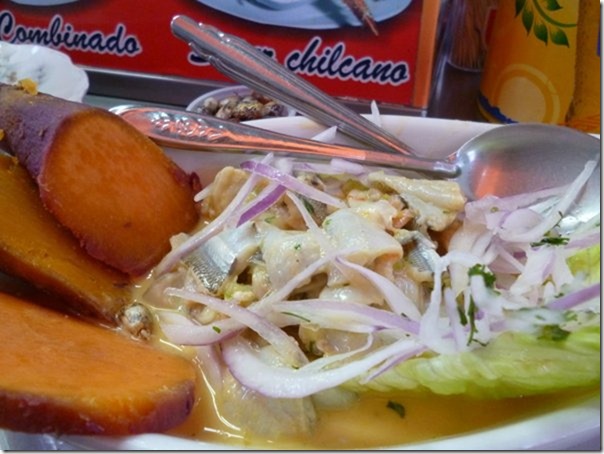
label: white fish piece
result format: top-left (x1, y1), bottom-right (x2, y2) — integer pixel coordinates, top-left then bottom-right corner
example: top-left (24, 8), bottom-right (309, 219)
top-left (219, 368), bottom-right (317, 438)
top-left (322, 209), bottom-right (403, 266)
top-left (259, 223), bottom-right (323, 289)
top-left (319, 283), bottom-right (385, 307)
top-left (367, 171), bottom-right (466, 231)
top-left (185, 222), bottom-right (259, 293)
top-left (348, 199), bottom-right (399, 231)
top-left (394, 229), bottom-right (440, 273)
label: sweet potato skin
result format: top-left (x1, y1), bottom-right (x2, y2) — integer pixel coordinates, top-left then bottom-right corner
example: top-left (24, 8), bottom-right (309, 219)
top-left (0, 291), bottom-right (197, 435)
top-left (0, 154), bottom-right (132, 326)
top-left (0, 83), bottom-right (199, 276)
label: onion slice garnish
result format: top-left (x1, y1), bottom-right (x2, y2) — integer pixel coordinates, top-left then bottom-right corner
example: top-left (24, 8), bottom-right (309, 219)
top-left (241, 160), bottom-right (346, 209)
top-left (166, 288), bottom-right (308, 367)
top-left (222, 336), bottom-right (422, 398)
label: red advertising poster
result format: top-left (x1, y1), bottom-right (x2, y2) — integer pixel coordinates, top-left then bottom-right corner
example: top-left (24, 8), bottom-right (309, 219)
top-left (0, 0), bottom-right (441, 110)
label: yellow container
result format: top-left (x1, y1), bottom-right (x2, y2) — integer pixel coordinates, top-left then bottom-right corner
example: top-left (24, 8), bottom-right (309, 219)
top-left (478, 0), bottom-right (578, 124)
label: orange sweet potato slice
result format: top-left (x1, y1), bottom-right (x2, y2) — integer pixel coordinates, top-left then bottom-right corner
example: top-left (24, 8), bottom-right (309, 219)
top-left (0, 83), bottom-right (199, 276)
top-left (0, 291), bottom-right (197, 435)
top-left (0, 154), bottom-right (132, 327)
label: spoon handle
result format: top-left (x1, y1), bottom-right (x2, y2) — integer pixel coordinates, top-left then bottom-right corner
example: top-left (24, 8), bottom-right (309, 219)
top-left (111, 105), bottom-right (458, 177)
top-left (170, 15), bottom-right (419, 157)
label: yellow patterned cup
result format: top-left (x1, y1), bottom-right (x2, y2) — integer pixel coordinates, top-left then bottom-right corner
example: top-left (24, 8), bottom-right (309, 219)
top-left (478, 0), bottom-right (578, 124)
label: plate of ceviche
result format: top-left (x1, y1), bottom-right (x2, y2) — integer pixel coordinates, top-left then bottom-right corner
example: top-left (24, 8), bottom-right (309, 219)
top-left (1, 114), bottom-right (599, 450)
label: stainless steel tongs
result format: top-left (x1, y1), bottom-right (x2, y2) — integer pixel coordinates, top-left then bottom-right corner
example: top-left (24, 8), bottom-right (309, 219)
top-left (170, 15), bottom-right (420, 157)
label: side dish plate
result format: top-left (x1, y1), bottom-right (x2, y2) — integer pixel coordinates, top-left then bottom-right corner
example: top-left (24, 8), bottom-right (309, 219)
top-left (0, 42), bottom-right (88, 101)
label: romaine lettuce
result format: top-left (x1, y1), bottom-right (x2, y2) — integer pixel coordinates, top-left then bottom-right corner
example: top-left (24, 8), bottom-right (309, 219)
top-left (567, 244), bottom-right (600, 284)
top-left (346, 325), bottom-right (600, 398)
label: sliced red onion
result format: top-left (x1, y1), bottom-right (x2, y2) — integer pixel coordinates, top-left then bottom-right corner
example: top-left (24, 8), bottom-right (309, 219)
top-left (509, 247), bottom-right (555, 297)
top-left (419, 255), bottom-right (450, 353)
top-left (489, 241), bottom-right (525, 274)
top-left (300, 334), bottom-right (374, 373)
top-left (500, 160), bottom-right (597, 243)
top-left (567, 230), bottom-right (600, 250)
top-left (359, 344), bottom-right (426, 384)
top-left (470, 274), bottom-right (503, 318)
top-left (222, 336), bottom-right (421, 398)
top-left (498, 208), bottom-right (544, 234)
top-left (193, 183), bottom-right (214, 203)
top-left (236, 182), bottom-right (287, 227)
top-left (465, 185), bottom-right (566, 224)
top-left (161, 317), bottom-right (242, 345)
top-left (335, 257), bottom-right (421, 320)
top-left (241, 160), bottom-right (346, 209)
top-left (547, 283), bottom-right (601, 311)
top-left (272, 299), bottom-right (419, 334)
top-left (292, 158), bottom-right (367, 176)
top-left (443, 287), bottom-right (469, 350)
top-left (166, 288), bottom-right (308, 367)
top-left (310, 125), bottom-right (338, 143)
top-left (252, 248), bottom-right (356, 310)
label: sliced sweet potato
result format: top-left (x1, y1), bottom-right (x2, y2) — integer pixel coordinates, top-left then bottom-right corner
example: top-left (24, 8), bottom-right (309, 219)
top-left (0, 291), bottom-right (197, 435)
top-left (0, 83), bottom-right (199, 276)
top-left (0, 153), bottom-right (133, 328)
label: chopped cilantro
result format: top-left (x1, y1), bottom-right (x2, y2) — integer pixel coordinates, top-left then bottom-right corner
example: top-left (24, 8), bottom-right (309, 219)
top-left (531, 236), bottom-right (569, 247)
top-left (294, 243), bottom-right (302, 251)
top-left (458, 299), bottom-right (485, 346)
top-left (302, 198), bottom-right (315, 215)
top-left (281, 311), bottom-right (311, 323)
top-left (539, 324), bottom-right (571, 341)
top-left (212, 326), bottom-right (222, 334)
top-left (468, 264), bottom-right (496, 288)
top-left (386, 400), bottom-right (406, 418)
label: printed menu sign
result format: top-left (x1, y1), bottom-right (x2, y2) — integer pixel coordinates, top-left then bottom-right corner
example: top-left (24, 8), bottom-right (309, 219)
top-left (0, 0), bottom-right (441, 110)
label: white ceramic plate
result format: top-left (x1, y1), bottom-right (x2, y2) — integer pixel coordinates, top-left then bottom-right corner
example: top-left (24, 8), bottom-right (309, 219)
top-left (0, 114), bottom-right (599, 451)
top-left (0, 42), bottom-right (88, 102)
top-left (196, 0), bottom-right (411, 29)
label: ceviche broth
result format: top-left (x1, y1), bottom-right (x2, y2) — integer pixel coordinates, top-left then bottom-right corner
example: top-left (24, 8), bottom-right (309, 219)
top-left (166, 381), bottom-right (597, 449)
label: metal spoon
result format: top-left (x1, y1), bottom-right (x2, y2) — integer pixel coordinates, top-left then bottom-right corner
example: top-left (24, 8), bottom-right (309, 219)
top-left (110, 104), bottom-right (458, 176)
top-left (451, 123), bottom-right (600, 234)
top-left (112, 104), bottom-right (600, 231)
top-left (167, 15), bottom-right (599, 211)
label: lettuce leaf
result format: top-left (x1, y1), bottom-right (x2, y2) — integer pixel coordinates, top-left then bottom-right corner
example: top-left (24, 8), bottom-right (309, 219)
top-left (567, 244), bottom-right (600, 284)
top-left (345, 326), bottom-right (600, 398)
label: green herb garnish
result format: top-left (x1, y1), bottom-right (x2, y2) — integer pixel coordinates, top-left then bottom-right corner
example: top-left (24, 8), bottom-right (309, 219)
top-left (539, 324), bottom-right (571, 341)
top-left (468, 264), bottom-right (496, 288)
top-left (386, 400), bottom-right (406, 418)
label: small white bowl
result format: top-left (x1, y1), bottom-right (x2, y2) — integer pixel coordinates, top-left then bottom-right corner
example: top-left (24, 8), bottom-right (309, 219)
top-left (187, 85), bottom-right (296, 121)
top-left (0, 42), bottom-right (88, 101)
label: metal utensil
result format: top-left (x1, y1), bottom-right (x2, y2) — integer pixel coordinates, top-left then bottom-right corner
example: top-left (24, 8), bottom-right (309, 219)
top-left (167, 15), bottom-right (600, 217)
top-left (170, 15), bottom-right (419, 156)
top-left (110, 105), bottom-right (457, 176)
top-left (112, 104), bottom-right (600, 229)
top-left (451, 123), bottom-right (600, 233)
